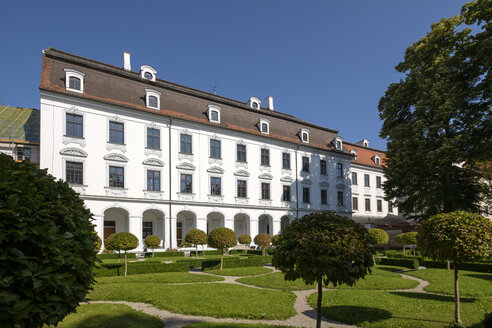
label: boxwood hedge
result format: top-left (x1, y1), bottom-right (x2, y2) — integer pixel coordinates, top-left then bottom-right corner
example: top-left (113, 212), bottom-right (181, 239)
top-left (202, 257), bottom-right (264, 270)
top-left (378, 257), bottom-right (419, 269)
top-left (96, 261), bottom-right (189, 277)
top-left (97, 253), bottom-right (136, 260)
top-left (144, 251), bottom-right (185, 258)
top-left (422, 260), bottom-right (492, 273)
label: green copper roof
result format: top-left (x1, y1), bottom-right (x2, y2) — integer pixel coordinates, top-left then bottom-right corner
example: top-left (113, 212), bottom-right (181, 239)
top-left (0, 106), bottom-right (40, 143)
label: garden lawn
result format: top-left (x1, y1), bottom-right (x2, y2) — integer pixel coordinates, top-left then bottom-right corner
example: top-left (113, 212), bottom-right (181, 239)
top-left (45, 303), bottom-right (162, 328)
top-left (207, 267), bottom-right (272, 276)
top-left (97, 272), bottom-right (224, 284)
top-left (237, 266), bottom-right (418, 291)
top-left (89, 283), bottom-right (296, 319)
top-left (307, 289), bottom-right (492, 328)
top-left (183, 323), bottom-right (296, 328)
top-left (404, 268), bottom-right (492, 297)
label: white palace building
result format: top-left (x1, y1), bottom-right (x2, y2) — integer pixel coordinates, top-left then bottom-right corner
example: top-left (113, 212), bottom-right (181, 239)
top-left (38, 48), bottom-right (401, 251)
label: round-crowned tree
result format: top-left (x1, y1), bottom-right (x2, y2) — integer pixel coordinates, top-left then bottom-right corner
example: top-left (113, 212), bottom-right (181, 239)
top-left (0, 153), bottom-right (97, 327)
top-left (95, 234), bottom-right (102, 252)
top-left (104, 233), bottom-right (119, 261)
top-left (418, 211), bottom-right (492, 324)
top-left (207, 228), bottom-right (237, 270)
top-left (368, 228), bottom-right (389, 247)
top-left (111, 232), bottom-right (139, 277)
top-left (394, 233), bottom-right (408, 254)
top-left (254, 233), bottom-right (272, 256)
top-left (271, 234), bottom-right (280, 246)
top-left (144, 235), bottom-right (161, 257)
top-left (404, 232), bottom-right (418, 256)
top-left (185, 229), bottom-right (208, 258)
top-left (273, 212), bottom-right (373, 328)
top-left (238, 234), bottom-right (252, 254)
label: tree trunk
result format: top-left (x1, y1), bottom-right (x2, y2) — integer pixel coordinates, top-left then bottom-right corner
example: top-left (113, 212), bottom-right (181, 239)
top-left (220, 253), bottom-right (223, 270)
top-left (195, 245), bottom-right (198, 259)
top-left (152, 247), bottom-right (155, 258)
top-left (316, 280), bottom-right (322, 328)
top-left (124, 251), bottom-right (128, 277)
top-left (262, 247), bottom-right (265, 257)
top-left (118, 250), bottom-right (121, 263)
top-left (454, 262), bottom-right (461, 324)
top-left (447, 261), bottom-right (451, 270)
top-left (403, 245), bottom-right (405, 255)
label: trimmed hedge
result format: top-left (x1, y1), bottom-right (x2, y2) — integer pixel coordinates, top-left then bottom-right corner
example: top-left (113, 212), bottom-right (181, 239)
top-left (197, 250), bottom-right (222, 255)
top-left (97, 253), bottom-right (136, 260)
top-left (378, 257), bottom-right (419, 269)
top-left (422, 260), bottom-right (492, 273)
top-left (96, 261), bottom-right (189, 277)
top-left (202, 257), bottom-right (264, 271)
top-left (245, 249), bottom-right (274, 256)
top-left (262, 255), bottom-right (273, 264)
top-left (176, 258), bottom-right (205, 268)
top-left (230, 249), bottom-right (249, 255)
top-left (144, 251), bottom-right (185, 258)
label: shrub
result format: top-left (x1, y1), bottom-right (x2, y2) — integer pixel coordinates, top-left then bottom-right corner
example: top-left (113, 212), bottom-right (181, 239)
top-left (196, 250), bottom-right (222, 255)
top-left (208, 228), bottom-right (237, 270)
top-left (202, 257), bottom-right (264, 271)
top-left (185, 229), bottom-right (208, 258)
top-left (96, 261), bottom-right (189, 277)
top-left (97, 253), bottom-right (136, 260)
top-left (95, 234), bottom-right (102, 252)
top-left (378, 257), bottom-right (419, 269)
top-left (144, 235), bottom-right (161, 257)
top-left (238, 234), bottom-right (252, 246)
top-left (110, 232), bottom-right (139, 276)
top-left (368, 228), bottom-right (389, 246)
top-left (104, 233), bottom-right (118, 259)
top-left (254, 233), bottom-right (272, 256)
top-left (271, 234), bottom-right (280, 245)
top-left (422, 260), bottom-right (492, 273)
top-left (144, 251), bottom-right (185, 258)
top-left (0, 154), bottom-right (97, 327)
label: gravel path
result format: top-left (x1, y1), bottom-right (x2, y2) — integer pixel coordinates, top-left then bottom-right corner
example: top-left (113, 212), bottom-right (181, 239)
top-left (88, 266), bottom-right (433, 328)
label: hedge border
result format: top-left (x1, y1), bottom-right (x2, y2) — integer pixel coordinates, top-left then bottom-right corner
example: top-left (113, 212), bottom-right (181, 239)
top-left (202, 257), bottom-right (264, 271)
top-left (378, 257), bottom-right (419, 269)
top-left (96, 261), bottom-right (189, 277)
top-left (97, 253), bottom-right (136, 260)
top-left (144, 251), bottom-right (185, 258)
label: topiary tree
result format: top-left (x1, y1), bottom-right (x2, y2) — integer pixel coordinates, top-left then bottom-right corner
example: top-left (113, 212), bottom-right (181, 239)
top-left (104, 233), bottom-right (119, 261)
top-left (185, 229), bottom-right (208, 258)
top-left (271, 234), bottom-right (280, 246)
top-left (207, 228), bottom-right (237, 270)
top-left (368, 228), bottom-right (389, 247)
top-left (110, 232), bottom-right (139, 277)
top-left (418, 211), bottom-right (492, 324)
top-left (404, 232), bottom-right (418, 256)
top-left (0, 153), bottom-right (97, 327)
top-left (238, 233), bottom-right (252, 254)
top-left (273, 212), bottom-right (373, 328)
top-left (254, 233), bottom-right (272, 256)
top-left (394, 233), bottom-right (407, 254)
top-left (144, 235), bottom-right (161, 257)
top-left (94, 234), bottom-right (102, 253)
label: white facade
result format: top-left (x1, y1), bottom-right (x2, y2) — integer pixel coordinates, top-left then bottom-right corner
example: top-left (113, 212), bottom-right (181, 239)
top-left (40, 91), bottom-right (353, 251)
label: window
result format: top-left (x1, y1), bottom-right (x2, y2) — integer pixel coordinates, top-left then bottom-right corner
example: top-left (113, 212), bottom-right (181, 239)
top-left (64, 68), bottom-right (85, 93)
top-left (210, 177), bottom-right (221, 195)
top-left (302, 133), bottom-right (308, 142)
top-left (300, 129), bottom-right (309, 143)
top-left (147, 170), bottom-right (160, 191)
top-left (140, 65), bottom-right (157, 81)
top-left (364, 174), bottom-right (370, 187)
top-left (376, 176), bottom-right (382, 189)
top-left (388, 201), bottom-right (393, 213)
top-left (353, 197), bottom-right (358, 210)
top-left (259, 118), bottom-right (270, 134)
top-left (16, 148), bottom-right (31, 161)
top-left (261, 123), bottom-right (269, 133)
top-left (180, 174), bottom-right (192, 193)
top-left (303, 187), bottom-right (310, 203)
top-left (320, 160), bottom-right (327, 175)
top-left (211, 111), bottom-right (219, 121)
top-left (365, 198), bottom-right (371, 211)
top-left (109, 121), bottom-right (124, 144)
top-left (336, 163), bottom-right (343, 178)
top-left (69, 76), bottom-right (81, 90)
top-left (109, 166), bottom-right (124, 188)
top-left (249, 97), bottom-right (261, 109)
top-left (351, 149), bottom-right (357, 160)
top-left (302, 156), bottom-right (309, 172)
top-left (375, 155), bottom-right (381, 166)
top-left (142, 222), bottom-right (153, 239)
top-left (210, 139), bottom-right (221, 159)
top-left (252, 102), bottom-right (259, 109)
top-left (337, 191), bottom-right (344, 206)
top-left (144, 72), bottom-right (153, 80)
top-left (282, 185), bottom-right (291, 201)
top-left (66, 114), bottom-right (83, 138)
top-left (66, 161), bottom-right (83, 185)
top-left (282, 153), bottom-right (290, 169)
top-left (377, 199), bottom-right (383, 212)
top-left (261, 148), bottom-right (270, 166)
top-left (237, 180), bottom-right (247, 198)
top-left (237, 144), bottom-right (247, 162)
top-left (352, 172), bottom-right (358, 185)
top-left (180, 134), bottom-right (192, 154)
top-left (261, 183), bottom-right (271, 200)
top-left (321, 189), bottom-right (327, 205)
top-left (147, 127), bottom-right (160, 149)
top-left (207, 105), bottom-right (221, 123)
top-left (145, 89), bottom-right (161, 109)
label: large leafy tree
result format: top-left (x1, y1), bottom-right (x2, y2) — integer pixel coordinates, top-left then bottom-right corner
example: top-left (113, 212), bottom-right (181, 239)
top-left (417, 211), bottom-right (492, 324)
top-left (378, 0), bottom-right (492, 221)
top-left (272, 212), bottom-right (373, 328)
top-left (0, 153), bottom-right (97, 327)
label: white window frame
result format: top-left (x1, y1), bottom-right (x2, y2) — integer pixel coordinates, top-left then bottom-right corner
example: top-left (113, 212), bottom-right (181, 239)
top-left (351, 149), bottom-right (357, 160)
top-left (300, 128), bottom-right (310, 143)
top-left (207, 104), bottom-right (221, 123)
top-left (64, 68), bottom-right (85, 93)
top-left (259, 118), bottom-right (270, 135)
top-left (140, 65), bottom-right (157, 81)
top-left (106, 163), bottom-right (127, 189)
top-left (209, 175), bottom-right (222, 196)
top-left (145, 89), bottom-right (161, 110)
top-left (374, 155), bottom-right (381, 166)
top-left (334, 137), bottom-right (343, 150)
top-left (145, 167), bottom-right (162, 192)
top-left (62, 158), bottom-right (87, 186)
top-left (248, 97), bottom-right (261, 109)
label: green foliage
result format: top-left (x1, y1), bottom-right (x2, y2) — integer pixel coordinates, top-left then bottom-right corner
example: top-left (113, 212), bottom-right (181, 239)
top-left (208, 228), bottom-right (237, 250)
top-left (104, 233), bottom-right (117, 252)
top-left (238, 233), bottom-right (252, 245)
top-left (378, 0), bottom-right (492, 221)
top-left (254, 233), bottom-right (272, 247)
top-left (185, 229), bottom-right (208, 246)
top-left (144, 235), bottom-right (161, 248)
top-left (111, 232), bottom-right (139, 252)
top-left (404, 232), bottom-right (418, 245)
top-left (271, 234), bottom-right (280, 245)
top-left (378, 258), bottom-right (419, 269)
top-left (94, 234), bottom-right (102, 252)
top-left (394, 233), bottom-right (406, 245)
top-left (96, 261), bottom-right (189, 277)
top-left (422, 260), bottom-right (492, 273)
top-left (368, 228), bottom-right (389, 246)
top-left (97, 253), bottom-right (136, 260)
top-left (144, 251), bottom-right (185, 258)
top-left (418, 211), bottom-right (492, 263)
top-left (196, 250), bottom-right (222, 255)
top-left (202, 257), bottom-right (263, 271)
top-left (0, 153), bottom-right (97, 327)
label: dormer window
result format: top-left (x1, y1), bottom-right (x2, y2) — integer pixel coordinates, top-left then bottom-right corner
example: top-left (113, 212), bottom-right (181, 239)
top-left (375, 155), bottom-right (381, 166)
top-left (247, 97), bottom-right (261, 109)
top-left (64, 68), bottom-right (85, 93)
top-left (351, 150), bottom-right (357, 160)
top-left (207, 105), bottom-right (221, 123)
top-left (140, 65), bottom-right (157, 82)
top-left (145, 89), bottom-right (161, 110)
top-left (334, 137), bottom-right (343, 150)
top-left (299, 129), bottom-right (310, 143)
top-left (259, 118), bottom-right (270, 134)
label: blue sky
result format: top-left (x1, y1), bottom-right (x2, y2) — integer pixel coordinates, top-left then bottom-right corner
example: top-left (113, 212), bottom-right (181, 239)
top-left (0, 0), bottom-right (467, 150)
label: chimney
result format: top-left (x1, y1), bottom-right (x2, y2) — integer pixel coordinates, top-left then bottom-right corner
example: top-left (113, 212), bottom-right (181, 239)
top-left (123, 51), bottom-right (131, 71)
top-left (265, 96), bottom-right (274, 111)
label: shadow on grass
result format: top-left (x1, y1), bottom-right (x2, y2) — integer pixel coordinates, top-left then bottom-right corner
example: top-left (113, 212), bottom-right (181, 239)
top-left (317, 305), bottom-right (392, 324)
top-left (390, 291), bottom-right (477, 303)
top-left (66, 313), bottom-right (163, 328)
top-left (465, 273), bottom-right (492, 281)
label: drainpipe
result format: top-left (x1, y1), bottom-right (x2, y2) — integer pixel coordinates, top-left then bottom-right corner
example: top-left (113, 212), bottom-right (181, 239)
top-left (295, 144), bottom-right (300, 219)
top-left (168, 117), bottom-right (173, 249)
